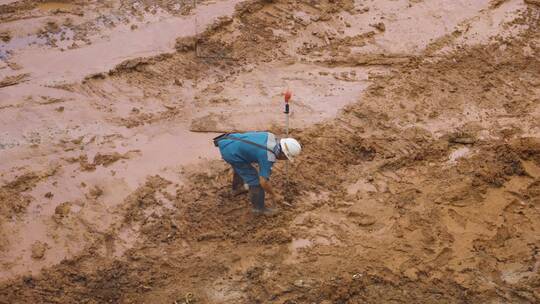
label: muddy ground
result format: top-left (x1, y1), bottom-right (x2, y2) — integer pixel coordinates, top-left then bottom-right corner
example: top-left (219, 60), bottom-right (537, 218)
top-left (0, 0), bottom-right (539, 303)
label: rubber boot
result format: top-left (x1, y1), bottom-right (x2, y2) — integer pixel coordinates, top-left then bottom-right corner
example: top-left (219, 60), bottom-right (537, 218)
top-left (249, 186), bottom-right (276, 216)
top-left (231, 171), bottom-right (248, 196)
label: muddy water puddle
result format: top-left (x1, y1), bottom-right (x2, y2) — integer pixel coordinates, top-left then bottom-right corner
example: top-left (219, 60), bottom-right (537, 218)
top-left (0, 35), bottom-right (47, 60)
top-left (0, 27), bottom-right (74, 60)
top-left (36, 2), bottom-right (76, 12)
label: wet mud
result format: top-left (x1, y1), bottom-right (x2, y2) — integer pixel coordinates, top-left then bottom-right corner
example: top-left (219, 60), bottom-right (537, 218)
top-left (1, 0), bottom-right (539, 303)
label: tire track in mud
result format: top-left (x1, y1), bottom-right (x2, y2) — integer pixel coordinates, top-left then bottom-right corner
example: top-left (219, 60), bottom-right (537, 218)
top-left (1, 1), bottom-right (540, 304)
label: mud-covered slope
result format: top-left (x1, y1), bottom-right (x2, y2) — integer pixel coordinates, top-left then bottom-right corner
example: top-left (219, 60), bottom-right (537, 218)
top-left (1, 2), bottom-right (539, 303)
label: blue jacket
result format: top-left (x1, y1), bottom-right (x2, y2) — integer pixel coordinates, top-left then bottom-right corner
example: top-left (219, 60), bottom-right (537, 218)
top-left (218, 132), bottom-right (279, 179)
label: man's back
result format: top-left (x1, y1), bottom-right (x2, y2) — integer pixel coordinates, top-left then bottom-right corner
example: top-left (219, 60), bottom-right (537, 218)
top-left (218, 132), bottom-right (278, 179)
top-left (217, 132), bottom-right (273, 163)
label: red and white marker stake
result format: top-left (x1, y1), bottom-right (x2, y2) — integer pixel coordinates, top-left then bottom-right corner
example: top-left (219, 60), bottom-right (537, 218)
top-left (284, 89), bottom-right (292, 136)
top-left (283, 89), bottom-right (293, 205)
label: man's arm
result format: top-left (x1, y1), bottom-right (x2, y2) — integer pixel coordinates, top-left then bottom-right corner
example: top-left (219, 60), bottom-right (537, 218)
top-left (259, 176), bottom-right (276, 197)
top-left (259, 176), bottom-right (285, 204)
top-left (259, 159), bottom-right (284, 202)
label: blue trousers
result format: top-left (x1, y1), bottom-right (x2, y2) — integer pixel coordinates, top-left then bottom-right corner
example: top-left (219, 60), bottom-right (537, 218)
top-left (227, 162), bottom-right (265, 210)
top-left (229, 162), bottom-right (259, 186)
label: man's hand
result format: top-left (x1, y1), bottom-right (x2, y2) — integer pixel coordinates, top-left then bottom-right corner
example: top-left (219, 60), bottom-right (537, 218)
top-left (259, 176), bottom-right (290, 206)
top-left (259, 176), bottom-right (274, 196)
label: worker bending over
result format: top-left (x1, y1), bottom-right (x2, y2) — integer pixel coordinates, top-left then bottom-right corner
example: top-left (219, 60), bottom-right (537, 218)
top-left (214, 131), bottom-right (301, 215)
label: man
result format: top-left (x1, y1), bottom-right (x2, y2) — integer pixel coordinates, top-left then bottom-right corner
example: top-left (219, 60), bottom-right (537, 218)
top-left (214, 131), bottom-right (301, 215)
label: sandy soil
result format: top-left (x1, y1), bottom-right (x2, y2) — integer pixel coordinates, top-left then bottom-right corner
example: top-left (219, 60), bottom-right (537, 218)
top-left (0, 0), bottom-right (539, 303)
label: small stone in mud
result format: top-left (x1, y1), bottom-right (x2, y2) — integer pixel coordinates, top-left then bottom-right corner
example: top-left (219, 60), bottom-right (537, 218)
top-left (30, 241), bottom-right (48, 260)
top-left (130, 24), bottom-right (138, 30)
top-left (44, 192), bottom-right (54, 199)
top-left (55, 106), bottom-right (64, 112)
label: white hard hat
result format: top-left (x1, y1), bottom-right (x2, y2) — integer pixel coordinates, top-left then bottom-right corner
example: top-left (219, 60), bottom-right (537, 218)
top-left (280, 138), bottom-right (301, 161)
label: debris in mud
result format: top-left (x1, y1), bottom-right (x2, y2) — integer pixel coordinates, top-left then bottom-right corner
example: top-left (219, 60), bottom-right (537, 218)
top-left (175, 36), bottom-right (196, 52)
top-left (0, 188), bottom-right (31, 219)
top-left (36, 95), bottom-right (65, 105)
top-left (0, 170), bottom-right (57, 219)
top-left (66, 154), bottom-right (95, 171)
top-left (44, 21), bottom-right (61, 34)
top-left (53, 201), bottom-right (72, 223)
top-left (526, 180), bottom-right (540, 205)
top-left (370, 22), bottom-right (386, 32)
top-left (30, 241), bottom-right (48, 260)
top-left (3, 172), bottom-right (41, 192)
top-left (356, 7), bottom-right (370, 14)
top-left (87, 185), bottom-right (104, 200)
top-left (109, 57), bottom-right (152, 74)
top-left (322, 53), bottom-right (412, 66)
top-left (94, 152), bottom-right (129, 167)
top-left (83, 72), bottom-right (107, 82)
top-left (66, 152), bottom-right (132, 171)
top-left (173, 78), bottom-right (183, 86)
top-left (0, 73), bottom-right (30, 88)
top-left (0, 31), bottom-right (11, 42)
top-left (464, 142), bottom-right (531, 187)
top-left (449, 132), bottom-right (477, 145)
top-left (490, 0), bottom-right (509, 9)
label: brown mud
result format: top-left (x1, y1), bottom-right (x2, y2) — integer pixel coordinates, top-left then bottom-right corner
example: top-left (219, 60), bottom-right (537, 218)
top-left (1, 0), bottom-right (540, 303)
